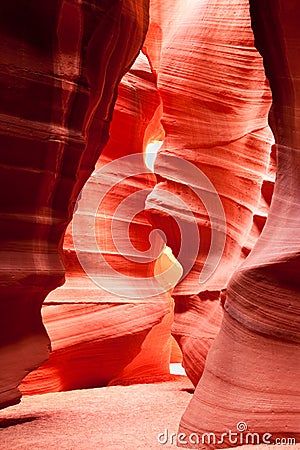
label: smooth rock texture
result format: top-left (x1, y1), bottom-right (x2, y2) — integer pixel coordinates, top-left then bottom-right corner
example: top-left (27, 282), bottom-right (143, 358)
top-left (172, 294), bottom-right (223, 387)
top-left (0, 0), bottom-right (149, 408)
top-left (1, 2), bottom-right (298, 448)
top-left (178, 0), bottom-right (300, 447)
top-left (33, 0), bottom-right (276, 394)
top-left (144, 0), bottom-right (273, 385)
top-left (20, 52), bottom-right (182, 394)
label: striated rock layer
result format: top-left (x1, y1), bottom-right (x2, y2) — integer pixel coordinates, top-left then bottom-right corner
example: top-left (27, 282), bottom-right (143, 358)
top-left (144, 0), bottom-right (273, 385)
top-left (19, 0), bottom-right (275, 394)
top-left (178, 0), bottom-right (300, 447)
top-left (0, 0), bottom-right (149, 408)
top-left (20, 52), bottom-right (183, 395)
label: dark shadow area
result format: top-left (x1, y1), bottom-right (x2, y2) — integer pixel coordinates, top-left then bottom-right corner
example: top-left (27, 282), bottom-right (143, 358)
top-left (0, 416), bottom-right (39, 428)
top-left (181, 388), bottom-right (195, 394)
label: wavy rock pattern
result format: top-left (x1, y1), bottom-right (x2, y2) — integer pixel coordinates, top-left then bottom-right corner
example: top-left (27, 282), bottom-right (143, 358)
top-left (178, 0), bottom-right (300, 447)
top-left (144, 0), bottom-right (273, 385)
top-left (0, 0), bottom-right (149, 408)
top-left (21, 52), bottom-right (183, 394)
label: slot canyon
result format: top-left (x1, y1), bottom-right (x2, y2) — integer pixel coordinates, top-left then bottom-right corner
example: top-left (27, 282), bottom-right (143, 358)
top-left (0, 0), bottom-right (299, 449)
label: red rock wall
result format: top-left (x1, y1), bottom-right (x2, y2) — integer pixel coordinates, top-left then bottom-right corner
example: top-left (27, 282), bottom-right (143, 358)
top-left (6, 0), bottom-right (276, 400)
top-left (20, 53), bottom-right (182, 394)
top-left (0, 0), bottom-right (149, 409)
top-left (178, 0), bottom-right (300, 447)
top-left (4, 3), bottom-right (296, 435)
top-left (144, 0), bottom-right (273, 385)
top-left (21, 0), bottom-right (275, 394)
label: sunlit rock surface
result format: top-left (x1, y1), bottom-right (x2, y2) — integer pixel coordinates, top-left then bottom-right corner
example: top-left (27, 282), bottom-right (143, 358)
top-left (144, 0), bottom-right (273, 385)
top-left (0, 0), bottom-right (149, 408)
top-left (178, 0), bottom-right (300, 447)
top-left (23, 0), bottom-right (275, 393)
top-left (20, 53), bottom-right (182, 394)
top-left (2, 4), bottom-right (298, 449)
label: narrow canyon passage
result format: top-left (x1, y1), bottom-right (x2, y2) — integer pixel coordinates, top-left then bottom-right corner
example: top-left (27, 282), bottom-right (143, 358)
top-left (0, 1), bottom-right (299, 449)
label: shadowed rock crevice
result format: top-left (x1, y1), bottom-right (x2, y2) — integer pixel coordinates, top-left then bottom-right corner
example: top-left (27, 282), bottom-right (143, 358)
top-left (0, 0), bottom-right (150, 409)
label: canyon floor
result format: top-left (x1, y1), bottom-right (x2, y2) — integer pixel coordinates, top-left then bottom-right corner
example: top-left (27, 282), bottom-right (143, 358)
top-left (0, 376), bottom-right (193, 450)
top-left (0, 376), bottom-right (298, 450)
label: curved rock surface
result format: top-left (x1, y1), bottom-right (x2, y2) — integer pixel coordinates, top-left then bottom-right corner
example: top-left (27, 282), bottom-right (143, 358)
top-left (1, 5), bottom-right (297, 449)
top-left (29, 0), bottom-right (276, 393)
top-left (178, 0), bottom-right (300, 447)
top-left (21, 52), bottom-right (182, 394)
top-left (144, 0), bottom-right (273, 385)
top-left (0, 0), bottom-right (149, 408)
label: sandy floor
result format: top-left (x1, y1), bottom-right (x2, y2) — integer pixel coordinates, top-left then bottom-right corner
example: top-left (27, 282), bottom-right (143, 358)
top-left (0, 377), bottom-right (299, 450)
top-left (0, 376), bottom-right (194, 450)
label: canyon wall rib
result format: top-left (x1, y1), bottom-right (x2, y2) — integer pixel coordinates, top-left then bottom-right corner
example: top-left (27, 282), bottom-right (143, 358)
top-left (20, 53), bottom-right (182, 394)
top-left (0, 0), bottom-right (149, 409)
top-left (144, 0), bottom-right (273, 385)
top-left (178, 1), bottom-right (300, 447)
